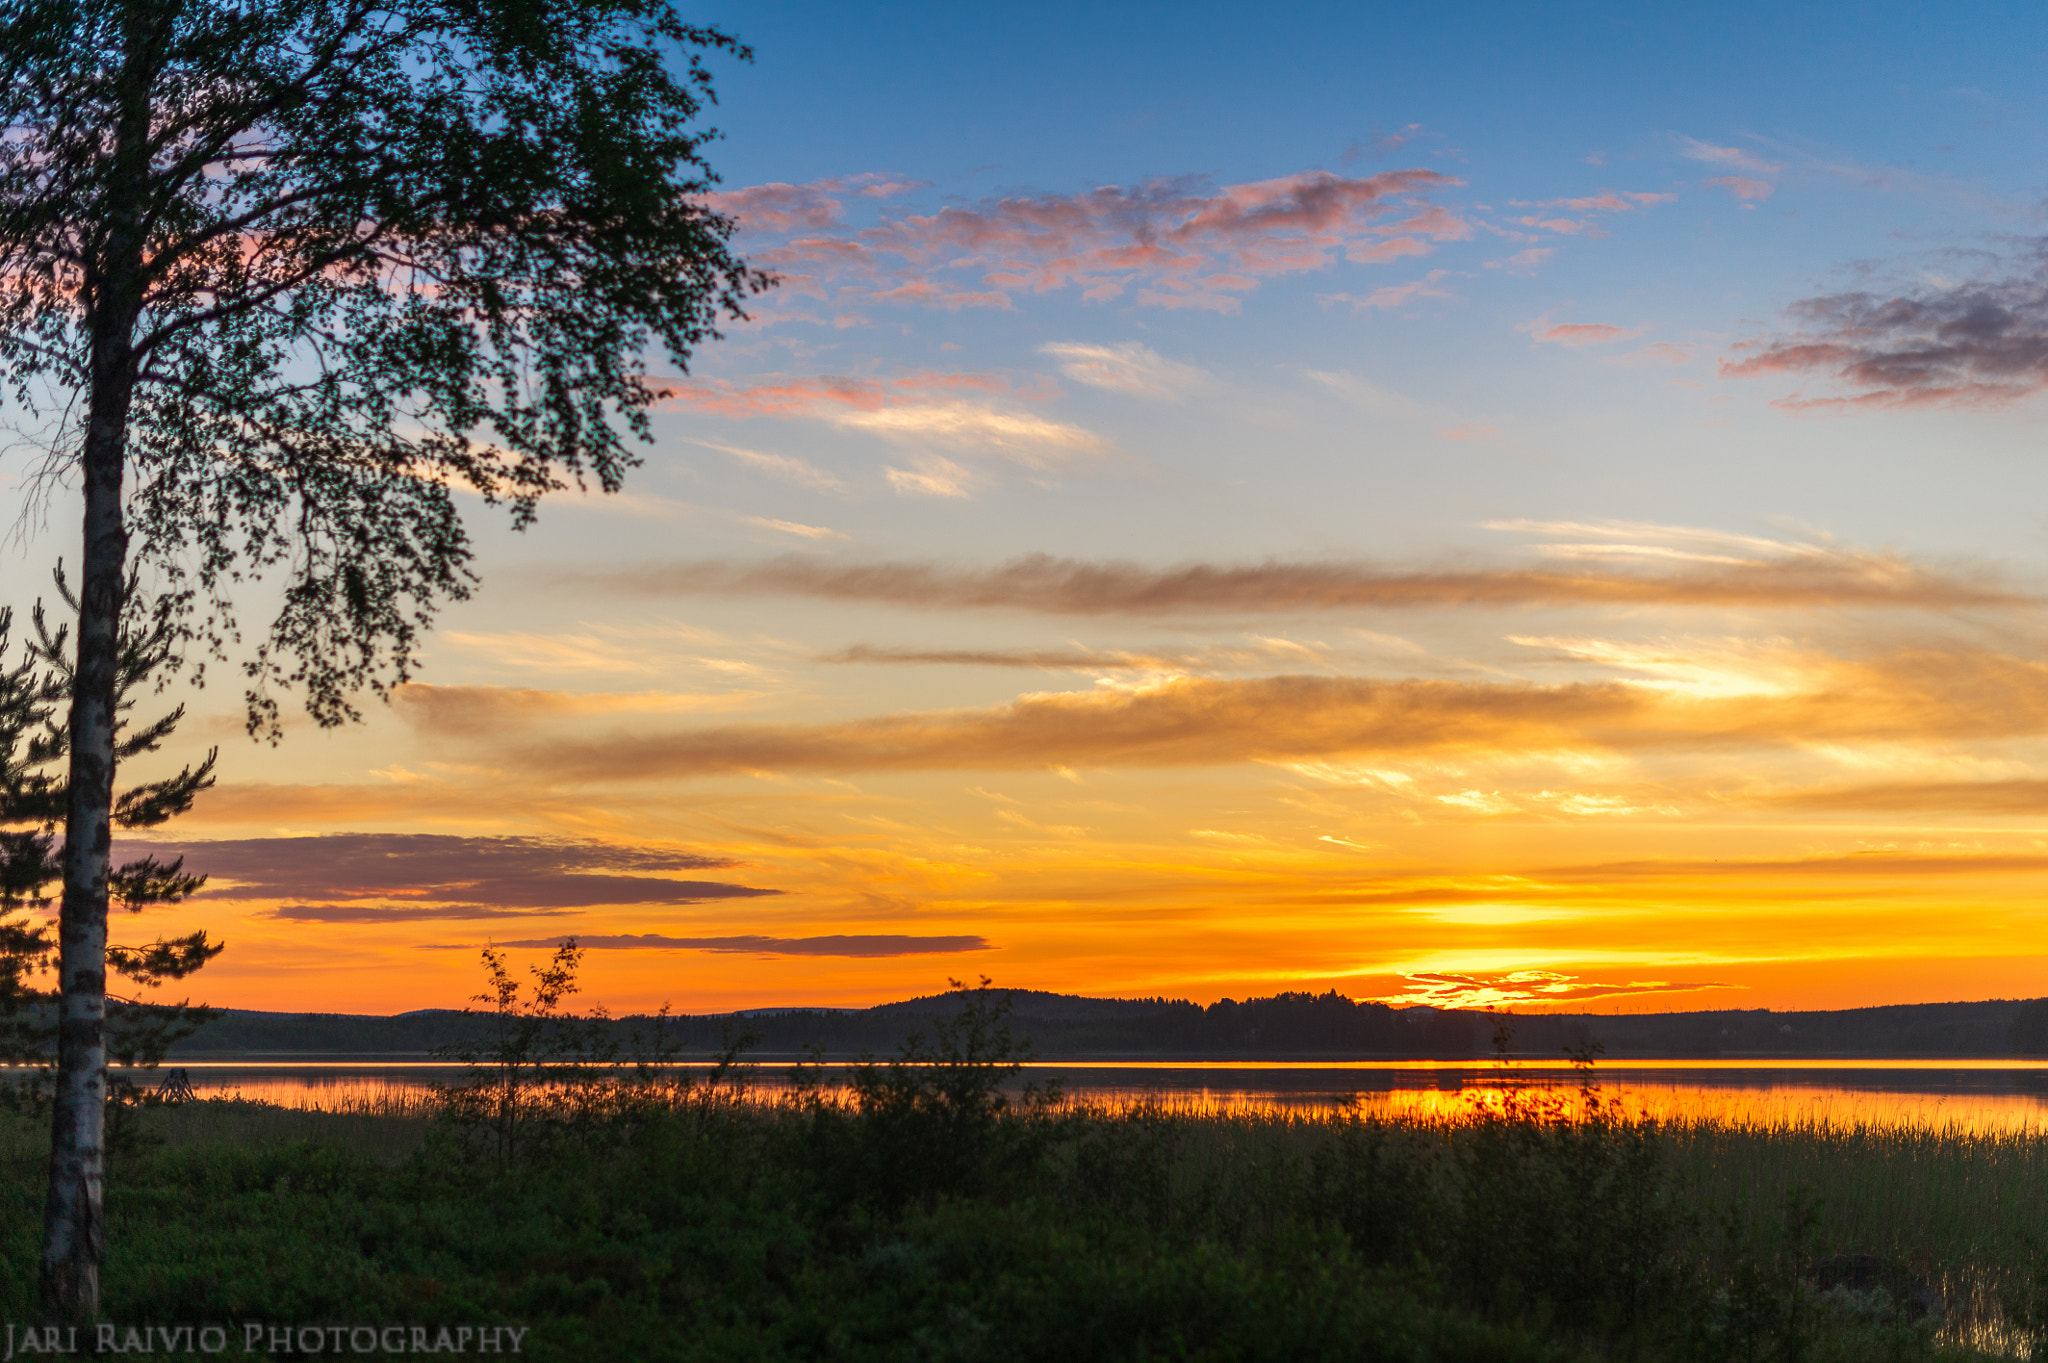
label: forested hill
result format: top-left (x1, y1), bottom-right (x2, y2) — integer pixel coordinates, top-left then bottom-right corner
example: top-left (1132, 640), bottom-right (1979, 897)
top-left (165, 989), bottom-right (2046, 1061)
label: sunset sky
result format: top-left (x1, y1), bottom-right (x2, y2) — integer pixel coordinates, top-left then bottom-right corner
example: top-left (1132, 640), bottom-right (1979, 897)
top-left (12, 0), bottom-right (2048, 1017)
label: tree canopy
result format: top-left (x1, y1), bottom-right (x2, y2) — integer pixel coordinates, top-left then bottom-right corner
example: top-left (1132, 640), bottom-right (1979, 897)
top-left (0, 0), bottom-right (767, 732)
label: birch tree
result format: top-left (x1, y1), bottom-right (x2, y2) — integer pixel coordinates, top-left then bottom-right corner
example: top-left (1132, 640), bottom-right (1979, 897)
top-left (0, 0), bottom-right (763, 1316)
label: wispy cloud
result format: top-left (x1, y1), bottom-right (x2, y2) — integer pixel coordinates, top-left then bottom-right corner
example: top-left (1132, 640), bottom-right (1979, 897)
top-left (477, 647), bottom-right (2048, 781)
top-left (489, 933), bottom-right (990, 957)
top-left (1676, 137), bottom-right (1782, 175)
top-left (664, 372), bottom-right (1105, 473)
top-left (1530, 322), bottom-right (1642, 347)
top-left (1514, 191), bottom-right (1676, 213)
top-left (1371, 969), bottom-right (1729, 1009)
top-left (732, 168), bottom-right (1469, 316)
top-left (701, 173), bottom-right (925, 233)
top-left (569, 547), bottom-right (2021, 614)
top-left (1705, 176), bottom-right (1774, 205)
top-left (1038, 341), bottom-right (1205, 396)
top-left (1321, 271), bottom-right (1456, 312)
top-left (688, 438), bottom-right (848, 492)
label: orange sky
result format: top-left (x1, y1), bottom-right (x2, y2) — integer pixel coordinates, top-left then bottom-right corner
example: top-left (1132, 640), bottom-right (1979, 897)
top-left (88, 517), bottom-right (2048, 1017)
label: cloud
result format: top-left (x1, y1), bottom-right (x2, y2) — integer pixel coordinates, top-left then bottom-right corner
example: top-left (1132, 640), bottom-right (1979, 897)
top-left (663, 371), bottom-right (1012, 420)
top-left (1552, 850), bottom-right (2048, 880)
top-left (736, 168), bottom-right (1467, 316)
top-left (663, 372), bottom-right (1104, 468)
top-left (1517, 191), bottom-right (1676, 213)
top-left (269, 904), bottom-right (580, 922)
top-left (837, 403), bottom-right (1103, 462)
top-left (1706, 176), bottom-right (1774, 204)
top-left (701, 180), bottom-right (846, 234)
top-left (1038, 342), bottom-right (1205, 396)
top-left (498, 672), bottom-right (1635, 779)
top-left (488, 933), bottom-right (990, 957)
top-left (572, 549), bottom-right (2021, 614)
top-left (1723, 253), bottom-right (2048, 407)
top-left (131, 834), bottom-right (781, 912)
top-left (736, 515), bottom-right (848, 542)
top-left (688, 439), bottom-right (848, 492)
top-left (1532, 322), bottom-right (1640, 347)
top-left (1370, 970), bottom-right (1730, 1010)
top-left (480, 645), bottom-right (2048, 781)
top-left (389, 685), bottom-right (761, 735)
top-left (822, 644), bottom-right (1182, 670)
top-left (700, 173), bottom-right (926, 234)
top-left (1436, 424), bottom-right (1496, 440)
top-left (1768, 778), bottom-right (2048, 813)
top-left (884, 457), bottom-right (976, 498)
top-left (1321, 272), bottom-right (1456, 312)
top-left (1676, 138), bottom-right (1782, 175)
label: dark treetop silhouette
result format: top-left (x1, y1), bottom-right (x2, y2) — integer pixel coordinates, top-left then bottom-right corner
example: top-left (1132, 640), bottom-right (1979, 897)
top-left (0, 581), bottom-right (222, 1093)
top-left (0, 0), bottom-right (765, 1316)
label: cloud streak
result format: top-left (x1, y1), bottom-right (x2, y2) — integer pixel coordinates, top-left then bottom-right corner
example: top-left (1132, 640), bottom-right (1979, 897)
top-left (475, 647), bottom-right (2048, 781)
top-left (662, 372), bottom-right (1104, 474)
top-left (1038, 341), bottom-right (1205, 396)
top-left (730, 169), bottom-right (1469, 315)
top-left (490, 933), bottom-right (991, 957)
top-left (571, 550), bottom-right (2021, 615)
top-left (134, 834), bottom-right (781, 911)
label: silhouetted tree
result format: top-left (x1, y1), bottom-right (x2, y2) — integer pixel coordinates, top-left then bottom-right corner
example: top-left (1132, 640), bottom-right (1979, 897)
top-left (0, 0), bottom-right (764, 1314)
top-left (2013, 999), bottom-right (2048, 1056)
top-left (0, 577), bottom-right (221, 1100)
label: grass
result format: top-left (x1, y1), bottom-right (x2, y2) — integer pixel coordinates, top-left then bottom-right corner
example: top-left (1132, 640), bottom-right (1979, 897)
top-left (7, 963), bottom-right (2045, 1362)
top-left (0, 1076), bottom-right (2043, 1360)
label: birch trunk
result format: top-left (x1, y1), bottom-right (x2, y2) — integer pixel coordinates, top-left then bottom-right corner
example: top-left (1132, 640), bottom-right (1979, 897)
top-left (41, 12), bottom-right (149, 1318)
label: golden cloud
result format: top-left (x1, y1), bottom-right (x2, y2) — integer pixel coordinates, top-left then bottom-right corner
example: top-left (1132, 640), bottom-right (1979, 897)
top-left (575, 551), bottom-right (2022, 614)
top-left (434, 648), bottom-right (2048, 781)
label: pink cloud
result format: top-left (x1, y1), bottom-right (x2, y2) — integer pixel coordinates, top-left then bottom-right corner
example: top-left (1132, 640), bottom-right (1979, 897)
top-left (701, 181), bottom-right (846, 234)
top-left (1321, 273), bottom-right (1456, 312)
top-left (704, 174), bottom-right (928, 234)
top-left (1534, 323), bottom-right (1635, 347)
top-left (729, 168), bottom-right (1466, 313)
top-left (1544, 190), bottom-right (1675, 212)
top-left (1490, 247), bottom-right (1555, 271)
top-left (662, 372), bottom-right (1015, 420)
top-left (1506, 190), bottom-right (1675, 226)
top-left (1677, 138), bottom-right (1782, 174)
top-left (1436, 423), bottom-right (1497, 440)
top-left (1706, 176), bottom-right (1775, 204)
top-left (1514, 216), bottom-right (1592, 235)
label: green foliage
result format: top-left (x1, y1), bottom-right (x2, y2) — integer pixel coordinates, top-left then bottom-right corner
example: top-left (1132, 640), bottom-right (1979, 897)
top-left (433, 938), bottom-right (757, 1171)
top-left (0, 0), bottom-right (769, 734)
top-left (0, 580), bottom-right (221, 1099)
top-left (0, 977), bottom-right (2022, 1356)
top-left (797, 977), bottom-right (1060, 1211)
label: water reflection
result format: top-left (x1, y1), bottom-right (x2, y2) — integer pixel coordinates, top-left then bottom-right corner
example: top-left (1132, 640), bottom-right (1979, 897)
top-left (151, 1058), bottom-right (2048, 1133)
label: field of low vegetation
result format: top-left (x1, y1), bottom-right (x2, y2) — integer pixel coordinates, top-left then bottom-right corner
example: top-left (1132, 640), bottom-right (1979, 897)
top-left (2, 978), bottom-right (2047, 1361)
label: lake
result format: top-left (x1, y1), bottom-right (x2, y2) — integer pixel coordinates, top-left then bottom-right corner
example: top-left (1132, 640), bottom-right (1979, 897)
top-left (149, 1057), bottom-right (2048, 1132)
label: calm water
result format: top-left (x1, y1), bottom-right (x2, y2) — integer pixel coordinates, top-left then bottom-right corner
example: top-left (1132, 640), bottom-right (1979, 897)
top-left (151, 1058), bottom-right (2048, 1132)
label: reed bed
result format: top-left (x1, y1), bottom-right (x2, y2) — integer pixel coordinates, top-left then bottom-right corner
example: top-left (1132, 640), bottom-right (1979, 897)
top-left (7, 1061), bottom-right (2043, 1358)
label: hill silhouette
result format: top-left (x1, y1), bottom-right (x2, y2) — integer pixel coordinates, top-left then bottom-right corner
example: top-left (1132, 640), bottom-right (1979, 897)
top-left (164, 989), bottom-right (2044, 1061)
